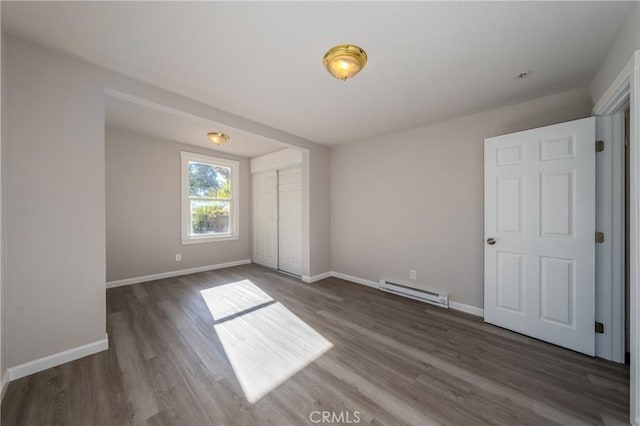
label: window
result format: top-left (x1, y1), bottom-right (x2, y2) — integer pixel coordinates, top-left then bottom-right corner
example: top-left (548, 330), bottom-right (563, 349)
top-left (181, 151), bottom-right (239, 244)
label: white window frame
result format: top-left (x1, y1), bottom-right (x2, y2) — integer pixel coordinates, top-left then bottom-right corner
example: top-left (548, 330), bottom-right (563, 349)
top-left (181, 151), bottom-right (239, 245)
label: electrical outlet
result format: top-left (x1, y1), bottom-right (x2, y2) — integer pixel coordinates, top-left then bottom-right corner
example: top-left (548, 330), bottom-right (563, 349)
top-left (409, 270), bottom-right (416, 280)
top-left (176, 253), bottom-right (182, 262)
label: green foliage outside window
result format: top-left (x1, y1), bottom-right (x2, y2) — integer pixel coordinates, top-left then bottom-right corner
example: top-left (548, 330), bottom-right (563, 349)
top-left (189, 162), bottom-right (231, 198)
top-left (189, 161), bottom-right (232, 234)
top-left (192, 204), bottom-right (228, 233)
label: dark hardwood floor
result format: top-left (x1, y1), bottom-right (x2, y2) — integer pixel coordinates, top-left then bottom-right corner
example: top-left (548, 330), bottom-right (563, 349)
top-left (1, 264), bottom-right (630, 425)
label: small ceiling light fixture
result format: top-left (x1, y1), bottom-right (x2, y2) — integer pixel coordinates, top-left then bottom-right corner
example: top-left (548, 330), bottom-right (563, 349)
top-left (207, 132), bottom-right (230, 146)
top-left (323, 44), bottom-right (368, 81)
top-left (515, 70), bottom-right (532, 80)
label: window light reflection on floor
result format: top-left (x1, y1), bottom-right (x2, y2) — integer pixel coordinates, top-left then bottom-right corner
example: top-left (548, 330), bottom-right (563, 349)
top-left (200, 279), bottom-right (333, 403)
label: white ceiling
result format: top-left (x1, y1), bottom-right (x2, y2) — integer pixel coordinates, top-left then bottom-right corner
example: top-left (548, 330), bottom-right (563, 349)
top-left (2, 1), bottom-right (634, 145)
top-left (105, 94), bottom-right (288, 158)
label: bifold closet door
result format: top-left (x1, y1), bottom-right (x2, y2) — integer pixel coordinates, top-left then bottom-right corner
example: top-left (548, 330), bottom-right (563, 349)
top-left (252, 170), bottom-right (278, 269)
top-left (278, 167), bottom-right (302, 276)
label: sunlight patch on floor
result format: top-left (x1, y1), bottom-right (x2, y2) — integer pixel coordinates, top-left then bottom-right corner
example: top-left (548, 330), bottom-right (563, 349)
top-left (201, 280), bottom-right (333, 403)
top-left (201, 279), bottom-right (274, 321)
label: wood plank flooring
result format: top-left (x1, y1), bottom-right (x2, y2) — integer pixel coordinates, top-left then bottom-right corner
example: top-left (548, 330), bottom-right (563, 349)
top-left (1, 264), bottom-right (630, 425)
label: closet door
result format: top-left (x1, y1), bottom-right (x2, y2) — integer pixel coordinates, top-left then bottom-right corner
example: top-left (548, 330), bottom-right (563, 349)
top-left (252, 171), bottom-right (278, 269)
top-left (278, 167), bottom-right (302, 276)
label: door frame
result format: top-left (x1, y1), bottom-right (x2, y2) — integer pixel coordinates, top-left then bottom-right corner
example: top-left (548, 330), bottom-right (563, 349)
top-left (595, 113), bottom-right (626, 363)
top-left (593, 50), bottom-right (640, 426)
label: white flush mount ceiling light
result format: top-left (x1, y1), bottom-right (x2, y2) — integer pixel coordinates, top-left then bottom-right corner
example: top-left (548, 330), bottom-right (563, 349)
top-left (207, 132), bottom-right (230, 146)
top-left (323, 44), bottom-right (368, 81)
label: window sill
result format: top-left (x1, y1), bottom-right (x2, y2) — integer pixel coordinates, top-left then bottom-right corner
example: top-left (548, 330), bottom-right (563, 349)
top-left (182, 235), bottom-right (239, 245)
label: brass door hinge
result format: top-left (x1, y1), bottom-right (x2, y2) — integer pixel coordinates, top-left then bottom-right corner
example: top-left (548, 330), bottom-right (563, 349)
top-left (595, 232), bottom-right (605, 243)
top-left (596, 140), bottom-right (604, 152)
top-left (595, 322), bottom-right (604, 334)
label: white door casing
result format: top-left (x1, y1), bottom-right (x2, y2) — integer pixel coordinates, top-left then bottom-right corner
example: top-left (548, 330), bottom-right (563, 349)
top-left (484, 117), bottom-right (596, 356)
top-left (595, 113), bottom-right (626, 363)
top-left (591, 49), bottom-right (639, 426)
top-left (252, 171), bottom-right (278, 269)
top-left (278, 167), bottom-right (302, 276)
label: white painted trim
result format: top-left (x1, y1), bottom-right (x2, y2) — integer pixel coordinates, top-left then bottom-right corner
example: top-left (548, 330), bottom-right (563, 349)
top-left (301, 271), bottom-right (332, 283)
top-left (593, 52), bottom-right (635, 116)
top-left (7, 335), bottom-right (109, 381)
top-left (593, 49), bottom-right (640, 425)
top-left (449, 301), bottom-right (484, 317)
top-left (181, 235), bottom-right (240, 245)
top-left (106, 259), bottom-right (251, 288)
top-left (630, 50), bottom-right (640, 426)
top-left (328, 271), bottom-right (484, 317)
top-left (330, 271), bottom-right (380, 288)
top-left (595, 113), bottom-right (626, 363)
top-left (1, 370), bottom-right (8, 401)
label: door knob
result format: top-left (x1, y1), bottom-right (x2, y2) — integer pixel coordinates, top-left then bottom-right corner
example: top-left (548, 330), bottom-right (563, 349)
top-left (486, 238), bottom-right (496, 245)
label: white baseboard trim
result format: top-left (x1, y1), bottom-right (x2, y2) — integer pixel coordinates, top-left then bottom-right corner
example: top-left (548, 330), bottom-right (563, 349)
top-left (449, 301), bottom-right (484, 317)
top-left (330, 271), bottom-right (484, 317)
top-left (8, 334), bottom-right (109, 381)
top-left (330, 271), bottom-right (380, 288)
top-left (301, 271), bottom-right (333, 283)
top-left (1, 370), bottom-right (9, 401)
top-left (106, 259), bottom-right (252, 288)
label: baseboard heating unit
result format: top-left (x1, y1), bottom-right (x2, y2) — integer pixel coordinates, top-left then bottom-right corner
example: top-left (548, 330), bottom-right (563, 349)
top-left (379, 279), bottom-right (449, 308)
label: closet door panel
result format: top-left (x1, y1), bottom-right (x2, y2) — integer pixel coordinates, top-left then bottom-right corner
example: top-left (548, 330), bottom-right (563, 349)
top-left (252, 171), bottom-right (278, 269)
top-left (278, 168), bottom-right (302, 276)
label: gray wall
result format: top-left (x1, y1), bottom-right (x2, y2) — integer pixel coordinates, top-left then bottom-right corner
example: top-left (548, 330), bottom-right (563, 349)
top-left (4, 36), bottom-right (107, 368)
top-left (590, 2), bottom-right (639, 104)
top-left (331, 88), bottom-right (593, 309)
top-left (310, 147), bottom-right (331, 276)
top-left (106, 127), bottom-right (250, 282)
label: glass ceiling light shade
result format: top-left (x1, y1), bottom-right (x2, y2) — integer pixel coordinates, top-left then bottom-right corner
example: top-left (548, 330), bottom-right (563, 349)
top-left (207, 132), bottom-right (230, 146)
top-left (323, 44), bottom-right (367, 81)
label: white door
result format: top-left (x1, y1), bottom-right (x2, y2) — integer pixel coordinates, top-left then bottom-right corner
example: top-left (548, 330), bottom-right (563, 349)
top-left (252, 171), bottom-right (278, 269)
top-left (278, 167), bottom-right (302, 276)
top-left (484, 117), bottom-right (596, 355)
